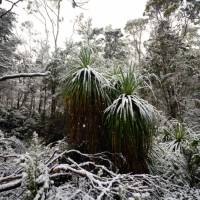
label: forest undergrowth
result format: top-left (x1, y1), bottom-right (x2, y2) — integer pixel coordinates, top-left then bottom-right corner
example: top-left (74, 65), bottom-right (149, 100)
top-left (0, 111), bottom-right (199, 199)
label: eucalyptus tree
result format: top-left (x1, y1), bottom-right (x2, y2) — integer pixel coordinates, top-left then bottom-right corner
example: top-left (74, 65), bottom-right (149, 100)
top-left (25, 0), bottom-right (63, 118)
top-left (75, 14), bottom-right (104, 54)
top-left (125, 18), bottom-right (148, 64)
top-left (104, 67), bottom-right (156, 173)
top-left (0, 8), bottom-right (21, 106)
top-left (144, 0), bottom-right (200, 121)
top-left (145, 0), bottom-right (200, 22)
top-left (145, 0), bottom-right (200, 37)
top-left (27, 0), bottom-right (89, 119)
top-left (0, 8), bottom-right (19, 74)
top-left (104, 27), bottom-right (128, 61)
top-left (145, 20), bottom-right (186, 118)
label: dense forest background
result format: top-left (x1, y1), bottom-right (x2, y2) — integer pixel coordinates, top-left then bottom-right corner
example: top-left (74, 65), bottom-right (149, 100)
top-left (0, 0), bottom-right (200, 199)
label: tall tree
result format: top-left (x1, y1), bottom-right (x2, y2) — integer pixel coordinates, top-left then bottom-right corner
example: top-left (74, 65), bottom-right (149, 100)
top-left (104, 27), bottom-right (127, 61)
top-left (0, 8), bottom-right (19, 74)
top-left (145, 20), bottom-right (184, 118)
top-left (26, 0), bottom-right (64, 118)
top-left (144, 0), bottom-right (200, 120)
top-left (125, 18), bottom-right (148, 64)
top-left (145, 0), bottom-right (200, 35)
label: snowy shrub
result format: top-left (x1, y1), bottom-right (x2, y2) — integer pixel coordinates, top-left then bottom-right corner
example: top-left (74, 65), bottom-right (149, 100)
top-left (150, 118), bottom-right (200, 187)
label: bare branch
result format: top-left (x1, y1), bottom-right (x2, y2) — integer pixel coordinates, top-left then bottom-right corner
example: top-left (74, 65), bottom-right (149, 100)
top-left (72, 0), bottom-right (88, 9)
top-left (0, 71), bottom-right (50, 82)
top-left (0, 0), bottom-right (23, 18)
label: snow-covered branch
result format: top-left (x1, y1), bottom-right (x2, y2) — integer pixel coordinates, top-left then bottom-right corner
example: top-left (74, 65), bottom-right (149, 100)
top-left (0, 179), bottom-right (22, 192)
top-left (0, 71), bottom-right (50, 82)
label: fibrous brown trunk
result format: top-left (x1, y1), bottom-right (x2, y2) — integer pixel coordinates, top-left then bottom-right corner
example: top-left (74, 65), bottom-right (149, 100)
top-left (66, 98), bottom-right (107, 153)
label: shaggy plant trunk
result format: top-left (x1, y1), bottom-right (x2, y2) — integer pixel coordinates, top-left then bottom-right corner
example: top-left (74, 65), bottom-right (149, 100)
top-left (122, 137), bottom-right (149, 173)
top-left (111, 133), bottom-right (149, 174)
top-left (63, 54), bottom-right (111, 153)
top-left (66, 98), bottom-right (107, 153)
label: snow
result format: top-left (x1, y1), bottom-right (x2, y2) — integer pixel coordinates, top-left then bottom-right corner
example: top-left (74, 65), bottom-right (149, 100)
top-left (0, 131), bottom-right (199, 199)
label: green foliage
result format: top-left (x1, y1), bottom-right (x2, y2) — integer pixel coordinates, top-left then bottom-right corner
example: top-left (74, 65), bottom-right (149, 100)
top-left (0, 8), bottom-right (15, 41)
top-left (145, 0), bottom-right (181, 18)
top-left (63, 47), bottom-right (111, 107)
top-left (150, 118), bottom-right (200, 186)
top-left (117, 66), bottom-right (141, 95)
top-left (104, 28), bottom-right (127, 60)
top-left (78, 47), bottom-right (94, 68)
top-left (174, 122), bottom-right (186, 143)
top-left (64, 67), bottom-right (110, 106)
top-left (145, 0), bottom-right (200, 22)
top-left (0, 8), bottom-right (20, 73)
top-left (104, 94), bottom-right (155, 142)
top-left (125, 18), bottom-right (148, 34)
top-left (104, 67), bottom-right (157, 172)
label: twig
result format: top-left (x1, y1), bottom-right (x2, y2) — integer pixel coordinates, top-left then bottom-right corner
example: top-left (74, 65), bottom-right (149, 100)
top-left (0, 0), bottom-right (23, 18)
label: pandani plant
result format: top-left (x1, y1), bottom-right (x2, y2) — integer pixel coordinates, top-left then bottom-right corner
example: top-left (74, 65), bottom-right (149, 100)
top-left (104, 66), bottom-right (157, 173)
top-left (63, 47), bottom-right (111, 153)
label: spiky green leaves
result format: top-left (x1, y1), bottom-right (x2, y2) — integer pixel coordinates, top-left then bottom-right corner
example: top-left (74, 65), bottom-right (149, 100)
top-left (111, 66), bottom-right (146, 98)
top-left (63, 66), bottom-right (111, 108)
top-left (63, 47), bottom-right (157, 166)
top-left (174, 123), bottom-right (186, 143)
top-left (105, 65), bottom-right (156, 140)
top-left (104, 67), bottom-right (157, 165)
top-left (78, 47), bottom-right (94, 68)
top-left (118, 67), bottom-right (141, 95)
top-left (63, 47), bottom-right (111, 108)
top-left (104, 94), bottom-right (156, 140)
